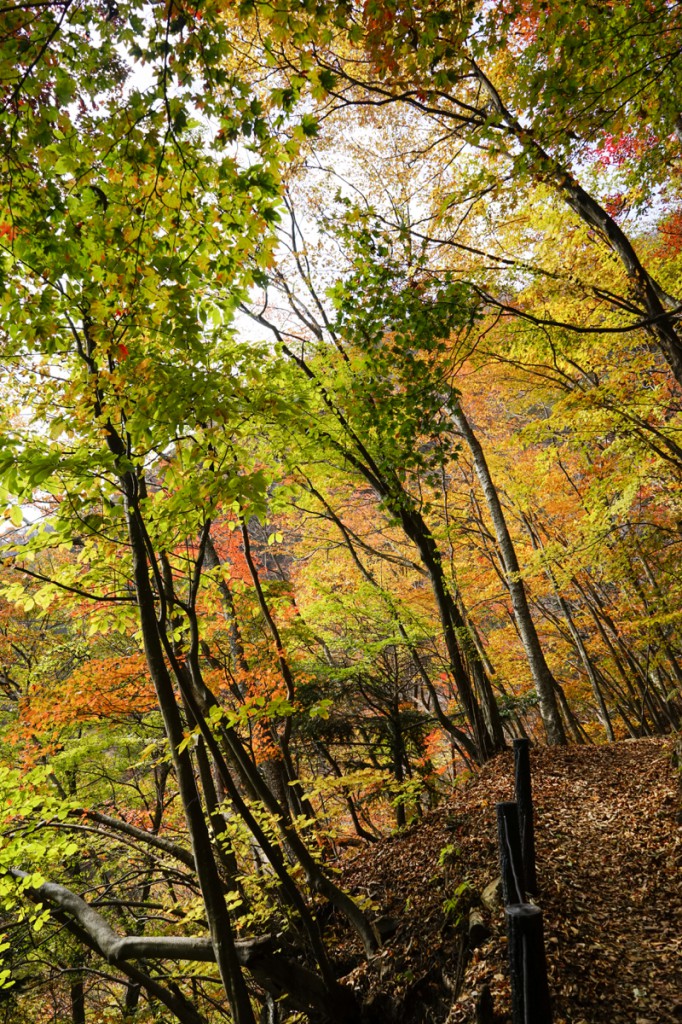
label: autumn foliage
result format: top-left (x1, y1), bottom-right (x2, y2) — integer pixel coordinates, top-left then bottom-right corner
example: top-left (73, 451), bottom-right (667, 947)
top-left (0, 0), bottom-right (681, 1022)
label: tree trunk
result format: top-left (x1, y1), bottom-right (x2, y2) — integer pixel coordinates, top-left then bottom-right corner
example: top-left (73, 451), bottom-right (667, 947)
top-left (275, 337), bottom-right (504, 761)
top-left (450, 404), bottom-right (566, 745)
top-left (304, 479), bottom-right (482, 763)
top-left (397, 503), bottom-right (506, 758)
top-left (124, 496), bottom-right (256, 1024)
top-left (203, 534), bottom-right (249, 672)
top-left (555, 593), bottom-right (615, 741)
top-left (171, 646), bottom-right (380, 961)
top-left (71, 975), bottom-right (85, 1024)
top-left (474, 62), bottom-right (682, 387)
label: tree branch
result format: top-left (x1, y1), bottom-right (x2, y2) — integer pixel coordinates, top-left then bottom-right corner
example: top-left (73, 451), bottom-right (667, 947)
top-left (8, 868), bottom-right (359, 1022)
top-left (68, 809), bottom-right (196, 869)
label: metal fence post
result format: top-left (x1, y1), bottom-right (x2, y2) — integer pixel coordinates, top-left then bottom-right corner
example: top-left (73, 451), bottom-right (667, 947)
top-left (496, 801), bottom-right (525, 906)
top-left (505, 904), bottom-right (552, 1024)
top-left (513, 737), bottom-right (538, 896)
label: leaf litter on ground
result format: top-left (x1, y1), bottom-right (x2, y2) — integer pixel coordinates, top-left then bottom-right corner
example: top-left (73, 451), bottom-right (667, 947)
top-left (333, 738), bottom-right (681, 1024)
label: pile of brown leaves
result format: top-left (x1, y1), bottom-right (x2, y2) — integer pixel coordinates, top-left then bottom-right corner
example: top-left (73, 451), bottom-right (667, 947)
top-left (337, 738), bottom-right (682, 1024)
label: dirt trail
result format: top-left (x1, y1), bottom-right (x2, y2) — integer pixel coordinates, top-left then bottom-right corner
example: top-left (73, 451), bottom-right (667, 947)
top-left (340, 738), bottom-right (682, 1024)
top-left (526, 741), bottom-right (681, 1024)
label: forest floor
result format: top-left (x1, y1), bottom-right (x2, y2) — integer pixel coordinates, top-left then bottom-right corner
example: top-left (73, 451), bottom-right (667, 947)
top-left (336, 737), bottom-right (682, 1024)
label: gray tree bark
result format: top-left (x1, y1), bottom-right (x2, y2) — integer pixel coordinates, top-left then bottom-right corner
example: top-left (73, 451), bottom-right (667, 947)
top-left (9, 869), bottom-right (359, 1023)
top-left (449, 403), bottom-right (566, 745)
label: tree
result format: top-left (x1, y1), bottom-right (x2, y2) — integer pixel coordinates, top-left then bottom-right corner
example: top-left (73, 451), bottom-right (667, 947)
top-left (2, 2), bottom-right (682, 1020)
top-left (242, 0), bottom-right (682, 382)
top-left (0, 2), bottom-right (376, 1020)
top-left (448, 401), bottom-right (566, 745)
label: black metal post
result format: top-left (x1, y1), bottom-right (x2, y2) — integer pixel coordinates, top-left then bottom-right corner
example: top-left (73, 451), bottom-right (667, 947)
top-left (496, 801), bottom-right (525, 905)
top-left (505, 904), bottom-right (552, 1024)
top-left (513, 737), bottom-right (538, 896)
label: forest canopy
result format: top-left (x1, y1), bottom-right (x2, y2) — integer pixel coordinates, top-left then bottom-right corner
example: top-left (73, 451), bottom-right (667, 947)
top-left (0, 0), bottom-right (681, 1021)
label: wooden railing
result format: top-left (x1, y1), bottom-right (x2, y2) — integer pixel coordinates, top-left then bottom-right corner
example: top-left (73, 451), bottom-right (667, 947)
top-left (495, 738), bottom-right (552, 1024)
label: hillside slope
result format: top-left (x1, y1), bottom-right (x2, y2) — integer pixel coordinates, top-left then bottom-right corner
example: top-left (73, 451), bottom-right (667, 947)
top-left (337, 738), bottom-right (681, 1024)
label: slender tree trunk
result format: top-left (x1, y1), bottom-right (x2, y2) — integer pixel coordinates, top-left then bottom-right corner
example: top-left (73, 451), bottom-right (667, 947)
top-left (389, 712), bottom-right (407, 828)
top-left (203, 535), bottom-right (297, 817)
top-left (554, 593), bottom-right (615, 741)
top-left (271, 336), bottom-right (503, 761)
top-left (521, 514), bottom-right (626, 738)
top-left (124, 497), bottom-right (256, 1024)
top-left (83, 345), bottom-right (253, 1023)
top-left (450, 404), bottom-right (566, 745)
top-left (312, 739), bottom-right (379, 842)
top-left (474, 63), bottom-right (682, 386)
top-left (174, 640), bottom-right (379, 960)
top-left (304, 479), bottom-right (481, 763)
top-left (397, 504), bottom-right (505, 758)
top-left (203, 534), bottom-right (249, 673)
top-left (71, 975), bottom-right (85, 1024)
top-left (578, 579), bottom-right (671, 731)
top-left (527, 529), bottom-right (615, 740)
top-left (194, 735), bottom-right (244, 886)
top-left (239, 521), bottom-right (317, 822)
top-left (552, 675), bottom-right (590, 744)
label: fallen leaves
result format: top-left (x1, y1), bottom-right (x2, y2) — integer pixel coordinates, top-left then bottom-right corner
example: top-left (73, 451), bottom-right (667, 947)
top-left (336, 737), bottom-right (681, 1024)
